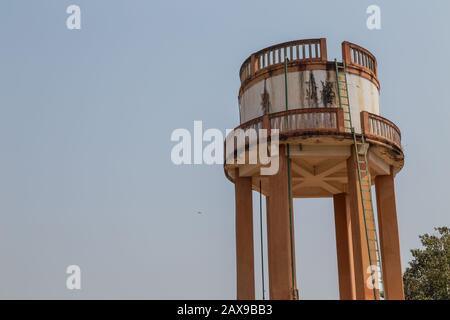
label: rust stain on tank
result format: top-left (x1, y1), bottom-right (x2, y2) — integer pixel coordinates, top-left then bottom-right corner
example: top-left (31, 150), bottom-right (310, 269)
top-left (299, 71), bottom-right (305, 108)
top-left (306, 71), bottom-right (318, 107)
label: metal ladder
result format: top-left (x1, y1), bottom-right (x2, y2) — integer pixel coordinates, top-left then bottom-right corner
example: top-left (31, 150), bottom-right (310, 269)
top-left (335, 61), bottom-right (384, 299)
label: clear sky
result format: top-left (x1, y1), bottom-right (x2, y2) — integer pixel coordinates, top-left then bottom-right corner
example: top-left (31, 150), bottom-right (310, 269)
top-left (0, 0), bottom-right (449, 299)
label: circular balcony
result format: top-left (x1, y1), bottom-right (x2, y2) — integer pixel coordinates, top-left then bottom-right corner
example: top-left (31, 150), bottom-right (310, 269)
top-left (224, 109), bottom-right (404, 197)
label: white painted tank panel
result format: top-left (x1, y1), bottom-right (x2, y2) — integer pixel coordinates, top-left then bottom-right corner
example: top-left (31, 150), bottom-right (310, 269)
top-left (239, 70), bottom-right (380, 134)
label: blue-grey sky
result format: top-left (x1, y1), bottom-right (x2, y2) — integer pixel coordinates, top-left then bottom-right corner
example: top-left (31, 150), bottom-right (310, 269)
top-left (0, 0), bottom-right (449, 299)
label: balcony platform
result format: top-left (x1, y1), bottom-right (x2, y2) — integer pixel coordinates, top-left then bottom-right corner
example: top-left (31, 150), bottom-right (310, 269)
top-left (224, 108), bottom-right (404, 198)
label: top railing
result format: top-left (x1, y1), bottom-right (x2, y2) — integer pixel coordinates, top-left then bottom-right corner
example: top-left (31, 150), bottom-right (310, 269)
top-left (342, 41), bottom-right (378, 77)
top-left (239, 38), bottom-right (328, 84)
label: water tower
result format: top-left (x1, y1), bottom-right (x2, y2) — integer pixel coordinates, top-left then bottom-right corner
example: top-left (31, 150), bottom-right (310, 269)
top-left (224, 39), bottom-right (405, 300)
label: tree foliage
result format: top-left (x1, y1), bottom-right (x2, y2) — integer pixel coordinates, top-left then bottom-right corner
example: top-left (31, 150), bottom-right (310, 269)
top-left (403, 227), bottom-right (450, 300)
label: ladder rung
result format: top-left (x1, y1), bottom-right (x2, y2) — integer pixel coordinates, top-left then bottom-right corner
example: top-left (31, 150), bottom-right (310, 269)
top-left (369, 253), bottom-right (379, 261)
top-left (363, 212), bottom-right (374, 219)
top-left (362, 204), bottom-right (372, 210)
top-left (364, 213), bottom-right (375, 219)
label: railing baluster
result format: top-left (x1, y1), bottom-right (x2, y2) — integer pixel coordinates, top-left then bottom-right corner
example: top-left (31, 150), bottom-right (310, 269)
top-left (365, 113), bottom-right (402, 148)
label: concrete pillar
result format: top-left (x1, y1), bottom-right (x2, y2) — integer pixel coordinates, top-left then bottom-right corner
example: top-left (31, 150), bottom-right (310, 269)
top-left (346, 150), bottom-right (378, 300)
top-left (333, 193), bottom-right (356, 300)
top-left (234, 169), bottom-right (255, 300)
top-left (266, 145), bottom-right (297, 300)
top-left (375, 171), bottom-right (405, 300)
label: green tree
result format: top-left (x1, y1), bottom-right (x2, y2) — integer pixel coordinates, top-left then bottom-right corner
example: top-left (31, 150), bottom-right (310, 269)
top-left (403, 227), bottom-right (450, 300)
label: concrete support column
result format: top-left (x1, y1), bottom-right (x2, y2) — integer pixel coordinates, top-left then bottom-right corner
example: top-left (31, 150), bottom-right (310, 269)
top-left (333, 193), bottom-right (356, 300)
top-left (375, 170), bottom-right (405, 300)
top-left (346, 150), bottom-right (377, 300)
top-left (234, 169), bottom-right (255, 300)
top-left (266, 145), bottom-right (297, 300)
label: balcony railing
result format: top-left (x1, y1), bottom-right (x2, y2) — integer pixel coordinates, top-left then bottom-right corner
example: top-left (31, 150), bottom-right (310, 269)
top-left (232, 109), bottom-right (401, 150)
top-left (361, 111), bottom-right (401, 149)
top-left (342, 41), bottom-right (378, 77)
top-left (237, 108), bottom-right (344, 135)
top-left (239, 38), bottom-right (328, 84)
top-left (269, 108), bottom-right (343, 134)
